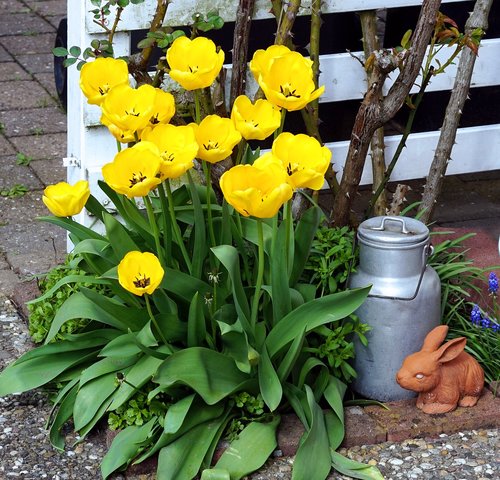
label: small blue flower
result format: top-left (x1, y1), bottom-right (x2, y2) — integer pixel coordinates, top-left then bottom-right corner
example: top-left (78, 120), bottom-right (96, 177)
top-left (490, 321), bottom-right (500, 333)
top-left (470, 304), bottom-right (482, 325)
top-left (481, 317), bottom-right (491, 329)
top-left (488, 272), bottom-right (499, 295)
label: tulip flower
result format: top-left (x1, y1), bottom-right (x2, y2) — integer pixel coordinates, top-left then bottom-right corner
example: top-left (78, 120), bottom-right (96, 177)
top-left (42, 180), bottom-right (90, 217)
top-left (100, 113), bottom-right (136, 144)
top-left (100, 84), bottom-right (156, 134)
top-left (141, 124), bottom-right (198, 179)
top-left (255, 51), bottom-right (325, 112)
top-left (148, 88), bottom-right (176, 128)
top-left (249, 44), bottom-right (291, 80)
top-left (192, 115), bottom-right (242, 163)
top-left (231, 95), bottom-right (281, 141)
top-left (166, 36), bottom-right (225, 91)
top-left (118, 251), bottom-right (164, 296)
top-left (102, 141), bottom-right (162, 198)
top-left (79, 57), bottom-right (129, 105)
top-left (220, 160), bottom-right (293, 218)
top-left (257, 132), bottom-right (331, 190)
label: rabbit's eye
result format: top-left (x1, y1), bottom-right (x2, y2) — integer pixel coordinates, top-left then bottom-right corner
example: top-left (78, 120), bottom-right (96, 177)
top-left (415, 373), bottom-right (424, 380)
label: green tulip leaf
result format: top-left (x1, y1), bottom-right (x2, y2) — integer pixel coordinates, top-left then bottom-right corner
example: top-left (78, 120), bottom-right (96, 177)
top-left (48, 383), bottom-right (79, 451)
top-left (330, 451), bottom-right (385, 480)
top-left (188, 292), bottom-right (206, 347)
top-left (258, 345), bottom-right (282, 412)
top-left (163, 394), bottom-right (196, 434)
top-left (103, 211), bottom-right (140, 259)
top-left (270, 220), bottom-right (292, 324)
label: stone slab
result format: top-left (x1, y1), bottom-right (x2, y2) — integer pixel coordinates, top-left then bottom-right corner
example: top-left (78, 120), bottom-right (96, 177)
top-left (10, 278), bottom-right (40, 321)
top-left (0, 33), bottom-right (55, 55)
top-left (15, 53), bottom-right (54, 75)
top-left (29, 157), bottom-right (66, 187)
top-left (0, 267), bottom-right (21, 296)
top-left (0, 0), bottom-right (28, 14)
top-left (0, 44), bottom-right (13, 62)
top-left (0, 136), bottom-right (16, 156)
top-left (0, 106), bottom-right (66, 137)
top-left (10, 132), bottom-right (66, 160)
top-left (7, 251), bottom-right (65, 278)
top-left (0, 13), bottom-right (54, 37)
top-left (0, 61), bottom-right (31, 82)
top-left (0, 155), bottom-right (44, 190)
top-left (26, 0), bottom-right (66, 17)
top-left (33, 72), bottom-right (59, 100)
top-left (0, 80), bottom-right (54, 110)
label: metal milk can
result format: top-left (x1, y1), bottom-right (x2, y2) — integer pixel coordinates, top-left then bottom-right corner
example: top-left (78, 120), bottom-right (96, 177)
top-left (349, 216), bottom-right (441, 402)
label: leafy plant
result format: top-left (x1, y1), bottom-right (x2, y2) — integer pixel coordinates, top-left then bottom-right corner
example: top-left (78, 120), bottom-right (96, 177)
top-left (0, 184), bottom-right (28, 197)
top-left (303, 225), bottom-right (358, 296)
top-left (16, 152), bottom-right (32, 166)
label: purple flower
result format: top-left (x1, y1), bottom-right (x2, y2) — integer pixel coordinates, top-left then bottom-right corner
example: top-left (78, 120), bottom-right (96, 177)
top-left (488, 272), bottom-right (499, 295)
top-left (470, 304), bottom-right (482, 325)
top-left (491, 322), bottom-right (500, 333)
top-left (481, 317), bottom-right (491, 329)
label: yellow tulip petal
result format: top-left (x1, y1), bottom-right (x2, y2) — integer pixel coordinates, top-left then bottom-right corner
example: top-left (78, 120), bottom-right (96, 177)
top-left (231, 95), bottom-right (281, 141)
top-left (42, 180), bottom-right (90, 217)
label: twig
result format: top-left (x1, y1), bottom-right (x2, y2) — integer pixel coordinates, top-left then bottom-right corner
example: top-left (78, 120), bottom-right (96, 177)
top-left (230, 0), bottom-right (256, 108)
top-left (275, 0), bottom-right (301, 46)
top-left (387, 184), bottom-right (412, 216)
top-left (418, 0), bottom-right (493, 223)
top-left (331, 0), bottom-right (442, 227)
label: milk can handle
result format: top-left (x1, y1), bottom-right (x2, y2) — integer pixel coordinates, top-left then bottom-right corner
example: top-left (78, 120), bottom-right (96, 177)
top-left (371, 217), bottom-right (410, 234)
top-left (368, 242), bottom-right (433, 301)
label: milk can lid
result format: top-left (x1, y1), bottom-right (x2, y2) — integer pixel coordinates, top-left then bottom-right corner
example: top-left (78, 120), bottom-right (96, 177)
top-left (357, 216), bottom-right (429, 246)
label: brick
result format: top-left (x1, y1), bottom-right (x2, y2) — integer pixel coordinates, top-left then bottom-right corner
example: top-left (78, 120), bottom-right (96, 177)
top-left (0, 155), bottom-right (44, 190)
top-left (277, 413), bottom-right (304, 457)
top-left (0, 13), bottom-right (54, 37)
top-left (342, 406), bottom-right (387, 447)
top-left (10, 278), bottom-right (41, 321)
top-left (0, 80), bottom-right (54, 110)
top-left (0, 137), bottom-right (16, 156)
top-left (0, 0), bottom-right (29, 14)
top-left (10, 132), bottom-right (66, 160)
top-left (0, 33), bottom-right (55, 55)
top-left (26, 0), bottom-right (66, 17)
top-left (0, 106), bottom-right (66, 137)
top-left (0, 267), bottom-right (21, 296)
top-left (16, 53), bottom-right (54, 75)
top-left (0, 62), bottom-right (31, 82)
top-left (29, 157), bottom-right (66, 187)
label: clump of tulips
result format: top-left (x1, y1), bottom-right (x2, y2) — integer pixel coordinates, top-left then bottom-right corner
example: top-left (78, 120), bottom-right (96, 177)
top-left (1, 34), bottom-right (381, 480)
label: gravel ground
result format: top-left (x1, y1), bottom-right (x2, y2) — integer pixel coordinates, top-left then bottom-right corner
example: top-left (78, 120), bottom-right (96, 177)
top-left (0, 295), bottom-right (498, 480)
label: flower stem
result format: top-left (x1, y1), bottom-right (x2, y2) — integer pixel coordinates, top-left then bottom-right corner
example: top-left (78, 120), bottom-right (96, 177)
top-left (164, 180), bottom-right (192, 274)
top-left (274, 108), bottom-right (286, 139)
top-left (194, 89), bottom-right (202, 124)
top-left (157, 184), bottom-right (173, 266)
top-left (284, 199), bottom-right (293, 274)
top-left (143, 195), bottom-right (165, 267)
top-left (145, 294), bottom-right (168, 345)
top-left (251, 219), bottom-right (265, 329)
top-left (116, 140), bottom-right (122, 152)
top-left (202, 162), bottom-right (217, 248)
top-left (235, 139), bottom-right (248, 165)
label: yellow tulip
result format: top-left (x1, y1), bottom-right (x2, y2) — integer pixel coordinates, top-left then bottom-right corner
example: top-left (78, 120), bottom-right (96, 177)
top-left (257, 132), bottom-right (331, 190)
top-left (231, 95), bottom-right (281, 141)
top-left (249, 44), bottom-right (291, 80)
top-left (101, 112), bottom-right (136, 144)
top-left (102, 141), bottom-right (162, 198)
top-left (148, 88), bottom-right (176, 127)
top-left (42, 180), bottom-right (90, 217)
top-left (79, 57), bottom-right (129, 105)
top-left (118, 251), bottom-right (164, 296)
top-left (166, 36), bottom-right (225, 90)
top-left (256, 51), bottom-right (325, 112)
top-left (192, 115), bottom-right (241, 163)
top-left (100, 84), bottom-right (156, 133)
top-left (220, 159), bottom-right (293, 218)
top-left (141, 124), bottom-right (197, 179)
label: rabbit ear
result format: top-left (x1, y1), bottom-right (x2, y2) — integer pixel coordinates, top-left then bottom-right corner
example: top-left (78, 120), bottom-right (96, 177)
top-left (434, 337), bottom-right (466, 363)
top-left (421, 325), bottom-right (449, 352)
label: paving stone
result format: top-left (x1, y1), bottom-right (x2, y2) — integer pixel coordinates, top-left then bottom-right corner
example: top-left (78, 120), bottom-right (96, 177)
top-left (10, 132), bottom-right (65, 160)
top-left (0, 136), bottom-right (16, 156)
top-left (0, 80), bottom-right (54, 110)
top-left (26, 0), bottom-right (66, 17)
top-left (0, 267), bottom-right (20, 296)
top-left (0, 44), bottom-right (13, 62)
top-left (342, 406), bottom-right (387, 447)
top-left (0, 155), bottom-right (44, 190)
top-left (7, 250), bottom-right (65, 278)
top-left (10, 278), bottom-right (41, 321)
top-left (0, 62), bottom-right (31, 82)
top-left (46, 14), bottom-right (66, 30)
top-left (0, 0), bottom-right (28, 14)
top-left (0, 33), bottom-right (55, 55)
top-left (0, 12), bottom-right (54, 37)
top-left (0, 106), bottom-right (66, 137)
top-left (29, 157), bottom-right (66, 187)
top-left (15, 52), bottom-right (54, 75)
top-left (33, 72), bottom-right (59, 100)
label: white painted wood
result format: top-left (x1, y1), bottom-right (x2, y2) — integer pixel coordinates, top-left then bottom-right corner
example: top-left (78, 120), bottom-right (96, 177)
top-left (85, 0), bottom-right (470, 33)
top-left (330, 124), bottom-right (500, 185)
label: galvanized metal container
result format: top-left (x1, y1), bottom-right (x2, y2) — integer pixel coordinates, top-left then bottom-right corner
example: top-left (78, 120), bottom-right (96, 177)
top-left (349, 216), bottom-right (441, 401)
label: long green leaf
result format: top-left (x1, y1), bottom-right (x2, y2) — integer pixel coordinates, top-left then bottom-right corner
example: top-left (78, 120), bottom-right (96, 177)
top-left (218, 317), bottom-right (251, 374)
top-left (277, 327), bottom-right (306, 382)
top-left (330, 451), bottom-right (384, 480)
top-left (0, 350), bottom-right (97, 396)
top-left (258, 345), bottom-right (282, 412)
top-left (161, 267), bottom-right (211, 303)
top-left (188, 292), bottom-right (206, 347)
top-left (292, 386), bottom-right (331, 480)
top-left (163, 394), bottom-right (196, 434)
top-left (270, 221), bottom-right (292, 324)
top-left (80, 355), bottom-right (139, 386)
top-left (73, 372), bottom-right (118, 431)
top-left (38, 215), bottom-right (104, 242)
top-left (212, 245), bottom-right (251, 328)
top-left (213, 416), bottom-right (280, 479)
top-left (101, 418), bottom-right (158, 479)
top-left (103, 211), bottom-right (140, 259)
top-left (154, 348), bottom-right (250, 405)
top-left (266, 287), bottom-right (371, 357)
top-left (48, 383), bottom-right (79, 451)
top-left (323, 376), bottom-right (348, 450)
top-left (187, 172), bottom-right (208, 278)
top-left (290, 206), bottom-right (322, 285)
top-left (157, 414), bottom-right (228, 480)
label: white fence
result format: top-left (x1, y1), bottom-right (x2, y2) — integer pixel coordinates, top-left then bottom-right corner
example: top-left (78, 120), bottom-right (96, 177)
top-left (66, 0), bottom-right (500, 227)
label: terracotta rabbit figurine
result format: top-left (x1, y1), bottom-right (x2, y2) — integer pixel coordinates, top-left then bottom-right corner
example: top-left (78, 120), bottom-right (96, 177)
top-left (396, 325), bottom-right (484, 414)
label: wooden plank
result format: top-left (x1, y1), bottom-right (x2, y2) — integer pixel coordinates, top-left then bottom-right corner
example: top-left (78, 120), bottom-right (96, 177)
top-left (85, 0), bottom-right (471, 33)
top-left (330, 124), bottom-right (500, 185)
